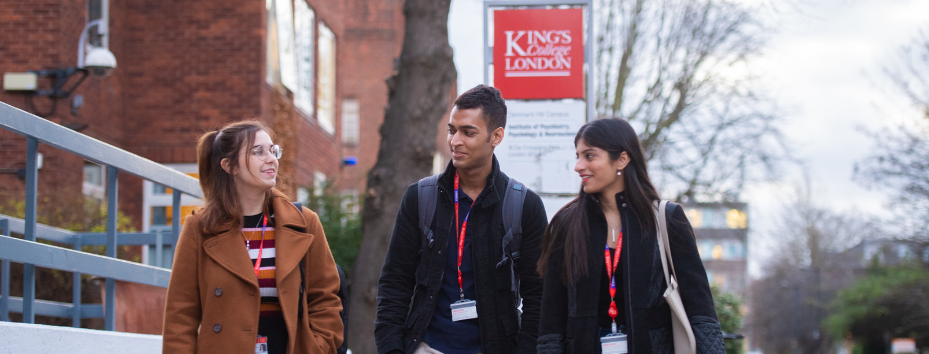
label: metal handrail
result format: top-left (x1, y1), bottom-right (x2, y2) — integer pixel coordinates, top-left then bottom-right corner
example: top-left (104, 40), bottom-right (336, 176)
top-left (0, 101), bottom-right (201, 330)
top-left (0, 102), bottom-right (202, 198)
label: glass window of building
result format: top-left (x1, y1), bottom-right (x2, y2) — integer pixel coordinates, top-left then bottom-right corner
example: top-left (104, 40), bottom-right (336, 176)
top-left (316, 22), bottom-right (337, 134)
top-left (87, 0), bottom-right (103, 46)
top-left (265, 0), bottom-right (279, 85)
top-left (83, 162), bottom-right (105, 198)
top-left (275, 0), bottom-right (298, 91)
top-left (342, 99), bottom-right (359, 146)
top-left (293, 0), bottom-right (315, 116)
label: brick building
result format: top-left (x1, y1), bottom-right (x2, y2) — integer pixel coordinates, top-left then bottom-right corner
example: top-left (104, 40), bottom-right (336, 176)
top-left (0, 0), bottom-right (407, 235)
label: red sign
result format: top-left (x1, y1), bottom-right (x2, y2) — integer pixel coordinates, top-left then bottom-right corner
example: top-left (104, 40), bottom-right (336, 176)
top-left (493, 8), bottom-right (584, 100)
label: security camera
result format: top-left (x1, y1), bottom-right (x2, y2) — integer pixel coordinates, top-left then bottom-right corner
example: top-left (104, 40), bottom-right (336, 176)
top-left (83, 47), bottom-right (117, 77)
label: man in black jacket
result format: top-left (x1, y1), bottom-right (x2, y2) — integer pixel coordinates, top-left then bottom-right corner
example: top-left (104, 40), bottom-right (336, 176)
top-left (375, 85), bottom-right (548, 354)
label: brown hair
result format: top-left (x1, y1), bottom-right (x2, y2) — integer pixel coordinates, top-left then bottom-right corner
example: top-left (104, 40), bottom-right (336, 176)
top-left (195, 120), bottom-right (276, 235)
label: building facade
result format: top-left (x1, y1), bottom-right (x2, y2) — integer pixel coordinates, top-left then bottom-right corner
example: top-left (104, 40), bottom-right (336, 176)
top-left (0, 0), bottom-right (405, 236)
top-left (681, 202), bottom-right (749, 297)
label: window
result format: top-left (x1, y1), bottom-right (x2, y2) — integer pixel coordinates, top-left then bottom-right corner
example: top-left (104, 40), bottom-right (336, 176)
top-left (293, 0), bottom-right (315, 116)
top-left (83, 162), bottom-right (104, 198)
top-left (87, 0), bottom-right (103, 46)
top-left (313, 171), bottom-right (327, 196)
top-left (265, 0), bottom-right (279, 85)
top-left (297, 187), bottom-right (310, 205)
top-left (725, 208), bottom-right (747, 229)
top-left (712, 245), bottom-right (723, 260)
top-left (141, 164), bottom-right (203, 268)
top-left (686, 208), bottom-right (703, 228)
top-left (275, 0), bottom-right (298, 91)
top-left (341, 99), bottom-right (359, 145)
top-left (342, 189), bottom-right (359, 215)
top-left (316, 22), bottom-right (336, 134)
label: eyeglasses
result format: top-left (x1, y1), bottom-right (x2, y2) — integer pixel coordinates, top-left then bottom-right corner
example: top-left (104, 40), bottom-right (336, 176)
top-left (249, 145), bottom-right (283, 160)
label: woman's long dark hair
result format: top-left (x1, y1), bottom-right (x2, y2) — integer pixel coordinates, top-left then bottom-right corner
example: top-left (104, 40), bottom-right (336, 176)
top-left (537, 118), bottom-right (661, 285)
top-left (195, 120), bottom-right (276, 235)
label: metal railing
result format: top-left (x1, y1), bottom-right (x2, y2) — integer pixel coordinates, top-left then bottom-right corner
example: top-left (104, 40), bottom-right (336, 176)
top-left (0, 101), bottom-right (202, 331)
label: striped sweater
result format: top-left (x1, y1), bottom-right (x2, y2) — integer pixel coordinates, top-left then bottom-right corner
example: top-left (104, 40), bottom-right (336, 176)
top-left (242, 214), bottom-right (282, 317)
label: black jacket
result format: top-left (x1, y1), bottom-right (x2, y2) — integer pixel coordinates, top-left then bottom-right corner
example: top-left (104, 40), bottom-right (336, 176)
top-left (375, 157), bottom-right (549, 354)
top-left (537, 193), bottom-right (724, 354)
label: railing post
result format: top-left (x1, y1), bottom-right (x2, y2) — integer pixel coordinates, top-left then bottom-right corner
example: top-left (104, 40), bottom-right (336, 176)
top-left (171, 189), bottom-right (181, 267)
top-left (23, 137), bottom-right (39, 324)
top-left (154, 230), bottom-right (163, 268)
top-left (72, 235), bottom-right (83, 328)
top-left (105, 167), bottom-right (118, 331)
top-left (1, 219), bottom-right (9, 322)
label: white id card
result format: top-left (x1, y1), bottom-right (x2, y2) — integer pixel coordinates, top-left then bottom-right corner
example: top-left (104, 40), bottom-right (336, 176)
top-left (600, 333), bottom-right (628, 354)
top-left (255, 336), bottom-right (269, 354)
top-left (451, 299), bottom-right (478, 321)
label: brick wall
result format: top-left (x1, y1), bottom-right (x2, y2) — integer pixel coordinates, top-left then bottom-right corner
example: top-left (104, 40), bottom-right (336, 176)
top-left (0, 0), bottom-right (412, 227)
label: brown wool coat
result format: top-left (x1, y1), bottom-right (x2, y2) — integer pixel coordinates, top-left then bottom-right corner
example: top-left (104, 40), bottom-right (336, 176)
top-left (162, 191), bottom-right (344, 354)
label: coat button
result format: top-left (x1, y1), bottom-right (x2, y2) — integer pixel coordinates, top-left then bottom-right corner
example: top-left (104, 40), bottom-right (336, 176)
top-left (214, 288), bottom-right (223, 297)
top-left (213, 324), bottom-right (221, 333)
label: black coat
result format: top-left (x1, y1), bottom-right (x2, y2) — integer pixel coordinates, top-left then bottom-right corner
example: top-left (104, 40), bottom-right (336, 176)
top-left (375, 157), bottom-right (549, 354)
top-left (537, 193), bottom-right (724, 354)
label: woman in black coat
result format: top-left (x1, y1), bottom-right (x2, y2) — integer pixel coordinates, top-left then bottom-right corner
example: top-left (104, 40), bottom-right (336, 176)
top-left (536, 118), bottom-right (724, 354)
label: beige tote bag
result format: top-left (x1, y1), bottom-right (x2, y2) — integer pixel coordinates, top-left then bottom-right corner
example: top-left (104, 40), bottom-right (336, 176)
top-left (656, 200), bottom-right (697, 354)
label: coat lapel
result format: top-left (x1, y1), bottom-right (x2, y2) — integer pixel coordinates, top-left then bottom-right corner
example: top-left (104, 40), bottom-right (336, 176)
top-left (204, 229), bottom-right (259, 288)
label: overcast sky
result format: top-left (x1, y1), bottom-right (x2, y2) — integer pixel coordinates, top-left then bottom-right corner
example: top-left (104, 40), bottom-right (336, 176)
top-left (448, 0), bottom-right (929, 277)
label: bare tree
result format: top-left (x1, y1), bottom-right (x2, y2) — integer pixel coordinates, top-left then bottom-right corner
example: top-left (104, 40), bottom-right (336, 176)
top-left (595, 0), bottom-right (788, 201)
top-left (855, 27), bottom-right (929, 242)
top-left (748, 179), bottom-right (877, 354)
top-left (346, 1), bottom-right (457, 353)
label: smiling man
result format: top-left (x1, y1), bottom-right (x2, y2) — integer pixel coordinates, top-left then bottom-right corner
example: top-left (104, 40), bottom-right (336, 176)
top-left (375, 85), bottom-right (548, 354)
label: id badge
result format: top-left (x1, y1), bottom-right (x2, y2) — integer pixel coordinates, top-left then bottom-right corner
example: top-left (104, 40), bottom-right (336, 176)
top-left (450, 299), bottom-right (478, 321)
top-left (255, 336), bottom-right (269, 354)
top-left (600, 333), bottom-right (628, 354)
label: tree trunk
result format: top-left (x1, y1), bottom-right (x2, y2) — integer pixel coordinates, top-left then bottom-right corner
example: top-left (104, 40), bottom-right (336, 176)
top-left (346, 1), bottom-right (456, 353)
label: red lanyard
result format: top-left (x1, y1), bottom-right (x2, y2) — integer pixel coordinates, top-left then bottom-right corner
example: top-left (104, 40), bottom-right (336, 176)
top-left (603, 229), bottom-right (623, 326)
top-left (454, 173), bottom-right (476, 300)
top-left (250, 215), bottom-right (268, 277)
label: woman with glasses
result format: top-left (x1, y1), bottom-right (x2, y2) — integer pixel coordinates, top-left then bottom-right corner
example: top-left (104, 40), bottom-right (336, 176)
top-left (163, 121), bottom-right (343, 354)
top-left (536, 118), bottom-right (723, 354)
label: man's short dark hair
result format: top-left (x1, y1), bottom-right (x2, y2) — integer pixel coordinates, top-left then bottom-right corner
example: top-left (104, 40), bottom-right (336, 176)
top-left (454, 85), bottom-right (507, 133)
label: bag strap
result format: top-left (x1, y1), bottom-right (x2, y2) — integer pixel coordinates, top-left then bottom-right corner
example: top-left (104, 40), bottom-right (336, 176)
top-left (294, 202), bottom-right (307, 320)
top-left (417, 175), bottom-right (440, 249)
top-left (498, 176), bottom-right (527, 293)
top-left (655, 200), bottom-right (679, 289)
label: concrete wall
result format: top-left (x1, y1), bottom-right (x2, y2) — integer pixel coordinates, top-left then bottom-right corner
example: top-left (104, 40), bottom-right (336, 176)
top-left (0, 322), bottom-right (161, 354)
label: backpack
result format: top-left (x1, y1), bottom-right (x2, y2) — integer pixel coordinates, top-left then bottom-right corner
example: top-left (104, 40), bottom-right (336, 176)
top-left (416, 175), bottom-right (527, 294)
top-left (294, 202), bottom-right (349, 354)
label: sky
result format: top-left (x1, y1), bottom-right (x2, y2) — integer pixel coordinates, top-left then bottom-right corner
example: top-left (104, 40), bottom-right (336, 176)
top-left (447, 0), bottom-right (929, 277)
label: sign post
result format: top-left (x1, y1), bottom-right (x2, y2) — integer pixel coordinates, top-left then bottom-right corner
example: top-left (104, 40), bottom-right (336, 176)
top-left (484, 0), bottom-right (594, 217)
top-left (483, 0), bottom-right (594, 120)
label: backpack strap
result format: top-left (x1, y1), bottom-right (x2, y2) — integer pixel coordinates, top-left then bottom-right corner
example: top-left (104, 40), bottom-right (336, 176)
top-left (496, 177), bottom-right (527, 293)
top-left (417, 175), bottom-right (440, 249)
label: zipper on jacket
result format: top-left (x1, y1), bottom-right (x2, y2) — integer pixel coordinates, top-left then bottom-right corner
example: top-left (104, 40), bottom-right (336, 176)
top-left (623, 210), bottom-right (635, 349)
